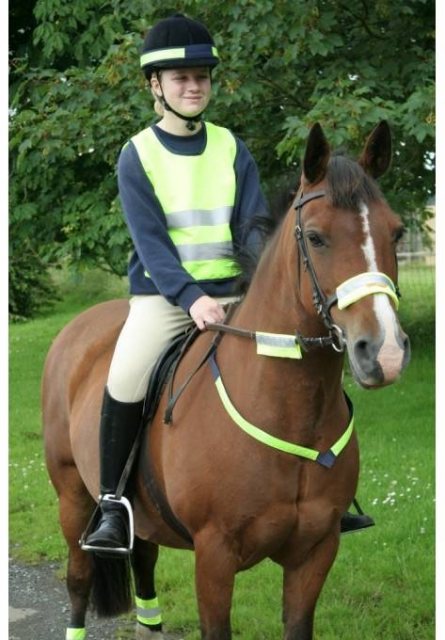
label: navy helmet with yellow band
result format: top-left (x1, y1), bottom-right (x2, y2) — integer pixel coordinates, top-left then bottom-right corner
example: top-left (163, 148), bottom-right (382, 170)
top-left (140, 13), bottom-right (220, 78)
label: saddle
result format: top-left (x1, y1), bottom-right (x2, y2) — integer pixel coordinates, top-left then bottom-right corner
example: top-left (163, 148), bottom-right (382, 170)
top-left (143, 327), bottom-right (199, 424)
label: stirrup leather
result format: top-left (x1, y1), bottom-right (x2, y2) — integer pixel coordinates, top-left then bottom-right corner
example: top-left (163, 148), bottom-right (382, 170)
top-left (79, 494), bottom-right (134, 555)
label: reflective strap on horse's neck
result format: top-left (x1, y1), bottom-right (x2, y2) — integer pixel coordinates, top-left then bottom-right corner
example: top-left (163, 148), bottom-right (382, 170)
top-left (209, 352), bottom-right (354, 468)
top-left (255, 332), bottom-right (302, 359)
top-left (327, 271), bottom-right (400, 311)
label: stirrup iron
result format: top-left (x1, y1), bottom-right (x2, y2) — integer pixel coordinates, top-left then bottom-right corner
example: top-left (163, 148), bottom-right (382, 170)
top-left (79, 494), bottom-right (134, 555)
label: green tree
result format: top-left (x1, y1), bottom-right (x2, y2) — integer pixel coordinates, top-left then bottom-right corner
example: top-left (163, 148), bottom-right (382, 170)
top-left (9, 0), bottom-right (434, 317)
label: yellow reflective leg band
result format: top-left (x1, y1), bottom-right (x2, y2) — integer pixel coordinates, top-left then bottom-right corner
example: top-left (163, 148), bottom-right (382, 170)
top-left (66, 628), bottom-right (86, 640)
top-left (136, 595), bottom-right (162, 626)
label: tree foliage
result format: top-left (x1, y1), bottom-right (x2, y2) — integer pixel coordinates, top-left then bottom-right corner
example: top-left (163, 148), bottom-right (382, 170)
top-left (9, 0), bottom-right (434, 317)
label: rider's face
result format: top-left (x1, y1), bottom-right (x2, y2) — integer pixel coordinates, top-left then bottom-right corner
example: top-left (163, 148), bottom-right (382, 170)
top-left (151, 67), bottom-right (212, 117)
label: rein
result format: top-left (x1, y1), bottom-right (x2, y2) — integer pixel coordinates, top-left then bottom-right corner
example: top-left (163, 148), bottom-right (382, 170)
top-left (205, 321), bottom-right (335, 353)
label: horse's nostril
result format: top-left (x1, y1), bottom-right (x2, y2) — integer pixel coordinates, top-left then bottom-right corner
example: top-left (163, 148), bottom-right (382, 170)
top-left (353, 337), bottom-right (379, 370)
top-left (354, 339), bottom-right (370, 357)
top-left (402, 334), bottom-right (411, 365)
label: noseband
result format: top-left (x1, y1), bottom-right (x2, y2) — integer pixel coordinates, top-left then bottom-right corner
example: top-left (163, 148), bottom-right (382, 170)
top-left (294, 190), bottom-right (400, 353)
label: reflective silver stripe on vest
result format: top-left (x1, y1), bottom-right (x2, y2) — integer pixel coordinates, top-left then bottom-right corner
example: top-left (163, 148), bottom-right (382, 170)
top-left (177, 241), bottom-right (233, 262)
top-left (166, 206), bottom-right (233, 228)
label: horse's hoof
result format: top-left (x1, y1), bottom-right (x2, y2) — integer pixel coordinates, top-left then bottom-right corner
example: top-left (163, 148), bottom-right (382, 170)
top-left (135, 623), bottom-right (166, 640)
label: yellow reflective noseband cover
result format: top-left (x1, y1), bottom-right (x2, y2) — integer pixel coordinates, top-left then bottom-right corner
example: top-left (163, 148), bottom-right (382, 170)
top-left (336, 272), bottom-right (399, 310)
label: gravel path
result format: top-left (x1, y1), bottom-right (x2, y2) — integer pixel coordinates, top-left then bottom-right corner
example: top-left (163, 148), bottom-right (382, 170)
top-left (9, 559), bottom-right (179, 639)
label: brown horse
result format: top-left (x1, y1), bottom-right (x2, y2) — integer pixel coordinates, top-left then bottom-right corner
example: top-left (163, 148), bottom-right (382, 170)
top-left (42, 122), bottom-right (410, 640)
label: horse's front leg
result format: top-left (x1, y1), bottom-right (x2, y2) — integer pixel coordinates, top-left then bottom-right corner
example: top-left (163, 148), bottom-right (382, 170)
top-left (131, 537), bottom-right (165, 639)
top-left (194, 528), bottom-right (237, 640)
top-left (280, 533), bottom-right (340, 640)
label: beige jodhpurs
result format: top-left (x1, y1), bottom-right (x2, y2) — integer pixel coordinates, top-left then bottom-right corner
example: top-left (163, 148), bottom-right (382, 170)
top-left (107, 295), bottom-right (238, 403)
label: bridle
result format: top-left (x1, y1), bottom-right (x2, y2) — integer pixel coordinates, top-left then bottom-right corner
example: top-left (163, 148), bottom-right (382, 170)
top-left (206, 188), bottom-right (400, 355)
top-left (293, 189), bottom-right (401, 353)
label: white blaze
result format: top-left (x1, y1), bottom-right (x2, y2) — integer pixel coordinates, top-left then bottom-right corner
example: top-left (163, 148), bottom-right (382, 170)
top-left (359, 203), bottom-right (403, 379)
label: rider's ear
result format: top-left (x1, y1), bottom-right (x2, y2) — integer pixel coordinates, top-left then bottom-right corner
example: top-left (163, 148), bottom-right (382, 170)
top-left (358, 121), bottom-right (392, 179)
top-left (303, 123), bottom-right (330, 186)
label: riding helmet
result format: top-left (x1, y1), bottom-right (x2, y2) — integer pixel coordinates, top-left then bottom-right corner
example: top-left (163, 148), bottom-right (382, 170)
top-left (140, 13), bottom-right (220, 79)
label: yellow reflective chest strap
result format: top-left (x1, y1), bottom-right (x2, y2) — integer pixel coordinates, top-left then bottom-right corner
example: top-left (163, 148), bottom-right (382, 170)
top-left (209, 353), bottom-right (354, 468)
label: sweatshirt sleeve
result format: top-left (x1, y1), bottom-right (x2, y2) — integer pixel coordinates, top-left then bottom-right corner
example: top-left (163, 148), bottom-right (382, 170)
top-left (117, 141), bottom-right (205, 311)
top-left (231, 137), bottom-right (270, 257)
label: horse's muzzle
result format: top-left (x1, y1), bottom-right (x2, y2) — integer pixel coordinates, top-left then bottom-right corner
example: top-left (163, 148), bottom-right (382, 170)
top-left (348, 329), bottom-right (411, 388)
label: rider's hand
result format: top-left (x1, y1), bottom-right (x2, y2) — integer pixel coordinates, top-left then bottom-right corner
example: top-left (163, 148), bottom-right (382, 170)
top-left (189, 295), bottom-right (226, 331)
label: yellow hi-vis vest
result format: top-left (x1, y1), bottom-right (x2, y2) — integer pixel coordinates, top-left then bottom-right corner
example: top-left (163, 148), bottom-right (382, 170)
top-left (131, 122), bottom-right (241, 282)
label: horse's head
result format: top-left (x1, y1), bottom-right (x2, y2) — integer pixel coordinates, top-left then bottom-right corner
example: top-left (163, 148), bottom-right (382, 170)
top-left (295, 121), bottom-right (410, 388)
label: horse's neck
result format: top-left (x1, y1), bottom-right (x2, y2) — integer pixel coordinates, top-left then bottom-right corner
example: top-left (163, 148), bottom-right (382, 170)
top-left (220, 215), bottom-right (346, 436)
top-left (237, 213), bottom-right (319, 339)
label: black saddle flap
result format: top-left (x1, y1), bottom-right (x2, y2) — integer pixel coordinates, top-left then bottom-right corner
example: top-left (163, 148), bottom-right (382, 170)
top-left (143, 328), bottom-right (198, 423)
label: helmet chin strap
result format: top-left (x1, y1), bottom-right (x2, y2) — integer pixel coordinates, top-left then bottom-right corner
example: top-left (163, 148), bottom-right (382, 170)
top-left (159, 96), bottom-right (203, 131)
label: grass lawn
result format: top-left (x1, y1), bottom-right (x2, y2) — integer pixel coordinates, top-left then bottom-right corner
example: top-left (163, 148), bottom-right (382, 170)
top-left (9, 269), bottom-right (435, 639)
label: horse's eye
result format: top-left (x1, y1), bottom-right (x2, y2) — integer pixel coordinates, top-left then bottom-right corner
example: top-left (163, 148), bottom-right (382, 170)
top-left (393, 226), bottom-right (406, 244)
top-left (306, 231), bottom-right (325, 248)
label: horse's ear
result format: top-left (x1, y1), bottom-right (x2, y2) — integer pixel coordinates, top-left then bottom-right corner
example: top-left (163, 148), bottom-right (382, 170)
top-left (303, 123), bottom-right (330, 185)
top-left (358, 121), bottom-right (392, 179)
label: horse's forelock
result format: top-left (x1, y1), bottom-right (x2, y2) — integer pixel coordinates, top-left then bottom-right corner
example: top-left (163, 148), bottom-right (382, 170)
top-left (326, 154), bottom-right (382, 211)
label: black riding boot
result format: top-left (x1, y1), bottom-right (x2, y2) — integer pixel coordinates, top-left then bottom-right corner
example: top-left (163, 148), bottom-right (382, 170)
top-left (83, 388), bottom-right (144, 554)
top-left (340, 499), bottom-right (375, 534)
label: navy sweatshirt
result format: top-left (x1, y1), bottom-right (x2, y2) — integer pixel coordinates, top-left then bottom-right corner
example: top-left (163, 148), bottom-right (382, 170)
top-left (117, 122), bottom-right (269, 313)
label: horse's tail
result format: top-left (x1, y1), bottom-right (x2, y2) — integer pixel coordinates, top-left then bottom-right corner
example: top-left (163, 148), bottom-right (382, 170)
top-left (90, 554), bottom-right (133, 617)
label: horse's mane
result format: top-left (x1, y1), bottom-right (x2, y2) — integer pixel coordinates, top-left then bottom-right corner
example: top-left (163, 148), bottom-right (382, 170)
top-left (234, 152), bottom-right (383, 294)
top-left (233, 180), bottom-right (295, 294)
